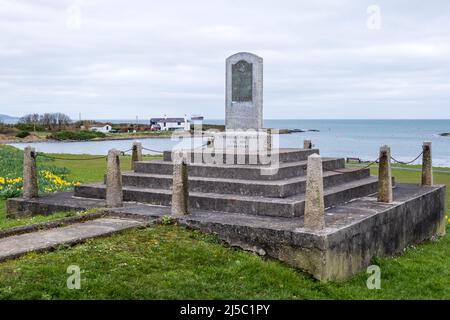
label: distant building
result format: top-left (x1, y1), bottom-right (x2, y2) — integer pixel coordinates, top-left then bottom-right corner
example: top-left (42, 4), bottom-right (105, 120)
top-left (191, 115), bottom-right (204, 121)
top-left (150, 117), bottom-right (190, 131)
top-left (90, 125), bottom-right (113, 133)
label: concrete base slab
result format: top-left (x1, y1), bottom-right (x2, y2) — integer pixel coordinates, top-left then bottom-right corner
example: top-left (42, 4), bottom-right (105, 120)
top-left (0, 218), bottom-right (145, 263)
top-left (6, 192), bottom-right (106, 218)
top-left (179, 184), bottom-right (446, 281)
top-left (4, 184), bottom-right (446, 281)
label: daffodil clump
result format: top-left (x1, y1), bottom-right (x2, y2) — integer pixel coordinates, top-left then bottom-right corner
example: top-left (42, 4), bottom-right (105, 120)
top-left (39, 170), bottom-right (81, 194)
top-left (0, 145), bottom-right (80, 199)
top-left (0, 171), bottom-right (80, 199)
top-left (0, 177), bottom-right (23, 199)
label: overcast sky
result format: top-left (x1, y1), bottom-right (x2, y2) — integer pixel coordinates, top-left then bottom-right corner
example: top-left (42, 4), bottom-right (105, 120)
top-left (0, 0), bottom-right (449, 120)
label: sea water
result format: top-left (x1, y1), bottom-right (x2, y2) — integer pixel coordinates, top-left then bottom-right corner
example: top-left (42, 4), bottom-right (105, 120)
top-left (8, 120), bottom-right (450, 167)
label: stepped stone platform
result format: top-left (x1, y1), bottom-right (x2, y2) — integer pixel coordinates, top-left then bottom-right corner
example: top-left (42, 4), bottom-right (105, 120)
top-left (6, 148), bottom-right (446, 280)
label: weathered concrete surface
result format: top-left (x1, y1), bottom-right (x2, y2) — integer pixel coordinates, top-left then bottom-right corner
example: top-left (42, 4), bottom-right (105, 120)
top-left (422, 141), bottom-right (433, 186)
top-left (6, 191), bottom-right (105, 218)
top-left (5, 183), bottom-right (446, 281)
top-left (0, 212), bottom-right (105, 239)
top-left (23, 146), bottom-right (38, 199)
top-left (378, 145), bottom-right (393, 203)
top-left (303, 140), bottom-right (312, 149)
top-left (106, 149), bottom-right (123, 208)
top-left (225, 52), bottom-right (263, 130)
top-left (180, 184), bottom-right (446, 281)
top-left (304, 154), bottom-right (325, 230)
top-left (106, 203), bottom-right (171, 221)
top-left (131, 142), bottom-right (143, 171)
top-left (135, 157), bottom-right (344, 181)
top-left (163, 148), bottom-right (320, 165)
top-left (321, 184), bottom-right (446, 280)
top-left (74, 176), bottom-right (379, 217)
top-left (0, 218), bottom-right (144, 263)
top-left (121, 168), bottom-right (370, 198)
top-left (171, 160), bottom-right (189, 215)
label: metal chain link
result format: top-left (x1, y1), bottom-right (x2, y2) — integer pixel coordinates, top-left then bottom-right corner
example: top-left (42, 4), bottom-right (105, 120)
top-left (390, 151), bottom-right (423, 165)
top-left (327, 157), bottom-right (380, 174)
top-left (36, 145), bottom-right (424, 166)
top-left (37, 148), bottom-right (133, 161)
top-left (329, 150), bottom-right (424, 174)
top-left (37, 153), bottom-right (107, 161)
top-left (142, 147), bottom-right (164, 154)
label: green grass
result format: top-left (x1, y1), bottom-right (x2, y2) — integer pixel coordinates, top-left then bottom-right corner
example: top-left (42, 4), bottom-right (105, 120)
top-left (48, 130), bottom-right (106, 141)
top-left (0, 224), bottom-right (449, 299)
top-left (0, 149), bottom-right (449, 299)
top-left (0, 146), bottom-right (160, 230)
top-left (350, 163), bottom-right (450, 215)
top-left (46, 153), bottom-right (160, 183)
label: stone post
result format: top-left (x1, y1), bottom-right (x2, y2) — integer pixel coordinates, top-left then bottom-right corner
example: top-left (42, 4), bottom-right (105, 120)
top-left (172, 158), bottom-right (189, 215)
top-left (304, 139), bottom-right (312, 149)
top-left (131, 142), bottom-right (143, 171)
top-left (23, 146), bottom-right (38, 199)
top-left (106, 149), bottom-right (123, 208)
top-left (378, 145), bottom-right (393, 203)
top-left (304, 154), bottom-right (325, 230)
top-left (421, 141), bottom-right (433, 186)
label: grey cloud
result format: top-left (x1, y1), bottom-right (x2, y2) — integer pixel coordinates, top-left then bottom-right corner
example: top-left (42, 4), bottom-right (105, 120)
top-left (0, 0), bottom-right (449, 120)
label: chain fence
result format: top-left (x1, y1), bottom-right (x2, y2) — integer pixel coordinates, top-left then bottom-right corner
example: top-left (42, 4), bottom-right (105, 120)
top-left (330, 150), bottom-right (425, 174)
top-left (35, 144), bottom-right (424, 176)
top-left (36, 141), bottom-right (211, 161)
top-left (390, 151), bottom-right (423, 165)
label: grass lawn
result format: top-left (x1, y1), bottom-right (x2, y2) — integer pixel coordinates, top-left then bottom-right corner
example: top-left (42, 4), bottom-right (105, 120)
top-left (0, 148), bottom-right (160, 230)
top-left (0, 151), bottom-right (449, 299)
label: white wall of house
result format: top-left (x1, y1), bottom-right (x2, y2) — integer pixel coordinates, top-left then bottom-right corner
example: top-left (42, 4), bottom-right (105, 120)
top-left (90, 125), bottom-right (112, 133)
top-left (157, 119), bottom-right (190, 131)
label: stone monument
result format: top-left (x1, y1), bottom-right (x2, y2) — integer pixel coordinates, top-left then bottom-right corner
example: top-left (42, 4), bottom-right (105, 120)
top-left (225, 52), bottom-right (263, 130)
top-left (215, 52), bottom-right (270, 156)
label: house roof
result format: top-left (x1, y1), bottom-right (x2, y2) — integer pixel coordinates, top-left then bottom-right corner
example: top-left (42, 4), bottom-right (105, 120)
top-left (91, 125), bottom-right (110, 129)
top-left (151, 118), bottom-right (186, 122)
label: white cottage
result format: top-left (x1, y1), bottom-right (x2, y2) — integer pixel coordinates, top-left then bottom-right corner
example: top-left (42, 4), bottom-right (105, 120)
top-left (150, 117), bottom-right (190, 131)
top-left (89, 125), bottom-right (113, 133)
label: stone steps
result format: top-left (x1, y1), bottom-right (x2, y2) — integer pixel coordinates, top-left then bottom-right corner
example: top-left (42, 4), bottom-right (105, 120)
top-left (122, 168), bottom-right (371, 198)
top-left (134, 157), bottom-right (345, 180)
top-left (74, 176), bottom-right (379, 217)
top-left (163, 148), bottom-right (320, 165)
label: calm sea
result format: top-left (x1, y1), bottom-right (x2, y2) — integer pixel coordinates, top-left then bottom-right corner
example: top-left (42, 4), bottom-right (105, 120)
top-left (8, 119), bottom-right (450, 167)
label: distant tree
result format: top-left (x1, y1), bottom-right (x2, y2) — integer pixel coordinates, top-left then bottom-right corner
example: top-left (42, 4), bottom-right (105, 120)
top-left (19, 113), bottom-right (40, 131)
top-left (19, 113), bottom-right (72, 131)
top-left (54, 112), bottom-right (72, 130)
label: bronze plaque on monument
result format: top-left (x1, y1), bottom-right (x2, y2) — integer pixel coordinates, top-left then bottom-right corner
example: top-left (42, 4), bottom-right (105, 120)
top-left (232, 60), bottom-right (253, 102)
